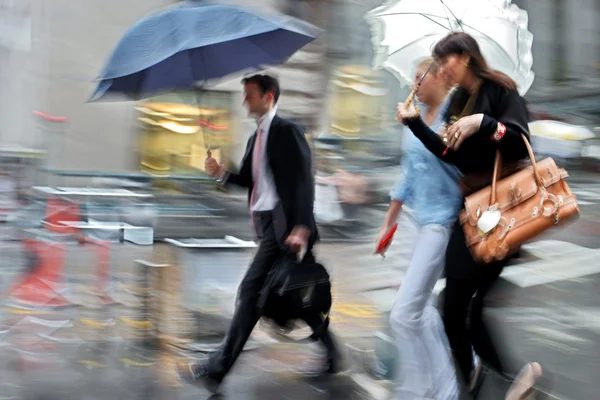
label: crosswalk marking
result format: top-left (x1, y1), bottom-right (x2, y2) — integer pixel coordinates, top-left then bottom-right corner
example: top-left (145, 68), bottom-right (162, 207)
top-left (572, 189), bottom-right (600, 198)
top-left (500, 250), bottom-right (600, 288)
top-left (365, 238), bottom-right (600, 305)
top-left (497, 240), bottom-right (600, 287)
top-left (343, 211), bottom-right (599, 294)
top-left (572, 188), bottom-right (600, 206)
top-left (517, 239), bottom-right (592, 258)
top-left (430, 241), bottom-right (600, 294)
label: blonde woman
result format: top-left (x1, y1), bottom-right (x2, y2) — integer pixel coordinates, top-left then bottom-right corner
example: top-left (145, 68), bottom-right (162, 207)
top-left (377, 58), bottom-right (460, 399)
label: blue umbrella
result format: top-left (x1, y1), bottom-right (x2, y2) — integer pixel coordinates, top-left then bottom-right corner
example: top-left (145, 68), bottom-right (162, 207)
top-left (90, 1), bottom-right (322, 101)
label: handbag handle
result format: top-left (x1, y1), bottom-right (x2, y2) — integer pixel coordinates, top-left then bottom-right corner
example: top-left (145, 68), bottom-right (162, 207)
top-left (489, 133), bottom-right (542, 206)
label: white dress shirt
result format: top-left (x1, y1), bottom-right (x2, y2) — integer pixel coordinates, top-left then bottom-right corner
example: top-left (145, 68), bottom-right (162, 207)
top-left (251, 107), bottom-right (280, 212)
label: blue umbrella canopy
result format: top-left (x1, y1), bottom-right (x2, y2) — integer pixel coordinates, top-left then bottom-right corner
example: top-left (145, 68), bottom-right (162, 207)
top-left (90, 1), bottom-right (322, 101)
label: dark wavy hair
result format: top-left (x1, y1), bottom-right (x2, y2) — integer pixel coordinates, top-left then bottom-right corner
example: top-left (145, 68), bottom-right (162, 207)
top-left (433, 32), bottom-right (517, 91)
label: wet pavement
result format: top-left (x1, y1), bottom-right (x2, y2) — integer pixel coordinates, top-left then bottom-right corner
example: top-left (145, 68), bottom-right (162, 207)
top-left (0, 170), bottom-right (599, 399)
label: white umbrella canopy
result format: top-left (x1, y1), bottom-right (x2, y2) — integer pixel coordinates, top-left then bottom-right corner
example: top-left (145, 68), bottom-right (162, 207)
top-left (367, 0), bottom-right (535, 95)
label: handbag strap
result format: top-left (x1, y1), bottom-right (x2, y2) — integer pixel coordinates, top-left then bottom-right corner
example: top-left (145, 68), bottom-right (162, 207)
top-left (489, 133), bottom-right (542, 207)
top-left (490, 150), bottom-right (502, 206)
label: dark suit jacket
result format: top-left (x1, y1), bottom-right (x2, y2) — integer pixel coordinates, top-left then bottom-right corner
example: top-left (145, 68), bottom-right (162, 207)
top-left (224, 115), bottom-right (318, 246)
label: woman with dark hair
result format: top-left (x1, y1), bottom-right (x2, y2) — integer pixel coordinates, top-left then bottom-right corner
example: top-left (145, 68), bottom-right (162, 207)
top-left (397, 32), bottom-right (544, 399)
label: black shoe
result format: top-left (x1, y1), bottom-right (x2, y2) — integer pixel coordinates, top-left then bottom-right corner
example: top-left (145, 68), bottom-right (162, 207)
top-left (177, 361), bottom-right (223, 394)
top-left (327, 355), bottom-right (343, 374)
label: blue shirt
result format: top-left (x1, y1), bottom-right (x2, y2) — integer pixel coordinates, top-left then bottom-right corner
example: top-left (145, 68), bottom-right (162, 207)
top-left (390, 100), bottom-right (463, 227)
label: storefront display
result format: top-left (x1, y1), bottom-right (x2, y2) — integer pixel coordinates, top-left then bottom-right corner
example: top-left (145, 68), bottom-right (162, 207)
top-left (136, 91), bottom-right (234, 176)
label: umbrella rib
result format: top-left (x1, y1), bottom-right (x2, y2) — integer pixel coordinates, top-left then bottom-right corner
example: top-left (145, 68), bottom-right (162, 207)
top-left (381, 21), bottom-right (521, 74)
top-left (388, 33), bottom-right (442, 58)
top-left (455, 20), bottom-right (518, 69)
top-left (439, 1), bottom-right (454, 30)
top-left (439, 0), bottom-right (463, 30)
top-left (237, 34), bottom-right (282, 68)
top-left (440, 2), bottom-right (523, 69)
top-left (378, 12), bottom-right (453, 30)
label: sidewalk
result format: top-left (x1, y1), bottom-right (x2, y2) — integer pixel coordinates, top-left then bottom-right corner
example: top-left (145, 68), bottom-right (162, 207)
top-left (5, 173), bottom-right (599, 399)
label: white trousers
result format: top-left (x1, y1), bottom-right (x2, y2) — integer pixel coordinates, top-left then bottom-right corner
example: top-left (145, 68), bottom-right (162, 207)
top-left (389, 224), bottom-right (459, 400)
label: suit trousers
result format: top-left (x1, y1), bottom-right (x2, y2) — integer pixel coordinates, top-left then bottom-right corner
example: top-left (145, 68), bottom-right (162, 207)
top-left (207, 211), bottom-right (337, 377)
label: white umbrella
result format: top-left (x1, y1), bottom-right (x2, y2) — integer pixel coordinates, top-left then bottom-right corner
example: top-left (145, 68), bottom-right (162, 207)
top-left (366, 0), bottom-right (535, 95)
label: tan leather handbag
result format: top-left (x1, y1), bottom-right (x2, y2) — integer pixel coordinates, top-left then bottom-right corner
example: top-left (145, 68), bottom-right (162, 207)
top-left (459, 134), bottom-right (580, 263)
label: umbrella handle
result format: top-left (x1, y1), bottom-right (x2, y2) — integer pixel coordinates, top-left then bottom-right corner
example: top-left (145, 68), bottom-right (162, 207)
top-left (403, 61), bottom-right (432, 107)
top-left (402, 87), bottom-right (420, 117)
top-left (404, 88), bottom-right (417, 107)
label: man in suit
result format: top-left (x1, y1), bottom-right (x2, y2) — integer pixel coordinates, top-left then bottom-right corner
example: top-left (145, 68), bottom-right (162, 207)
top-left (178, 74), bottom-right (340, 393)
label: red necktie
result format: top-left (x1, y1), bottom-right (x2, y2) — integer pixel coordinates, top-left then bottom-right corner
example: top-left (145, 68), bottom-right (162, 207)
top-left (250, 128), bottom-right (263, 210)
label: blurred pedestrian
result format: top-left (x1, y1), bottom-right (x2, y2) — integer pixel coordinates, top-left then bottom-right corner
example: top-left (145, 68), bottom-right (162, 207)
top-left (377, 57), bottom-right (461, 399)
top-left (397, 32), bottom-right (544, 398)
top-left (178, 74), bottom-right (341, 393)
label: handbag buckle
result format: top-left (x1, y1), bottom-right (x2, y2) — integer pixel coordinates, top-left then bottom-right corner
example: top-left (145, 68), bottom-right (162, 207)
top-left (539, 188), bottom-right (559, 217)
top-left (497, 217), bottom-right (515, 241)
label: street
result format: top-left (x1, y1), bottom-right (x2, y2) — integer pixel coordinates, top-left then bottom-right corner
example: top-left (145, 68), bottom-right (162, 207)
top-left (1, 170), bottom-right (599, 400)
top-left (0, 0), bottom-right (598, 399)
top-left (316, 171), bottom-right (600, 400)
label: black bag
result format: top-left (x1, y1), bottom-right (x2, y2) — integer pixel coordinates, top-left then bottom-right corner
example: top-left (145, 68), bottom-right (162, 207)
top-left (257, 247), bottom-right (332, 340)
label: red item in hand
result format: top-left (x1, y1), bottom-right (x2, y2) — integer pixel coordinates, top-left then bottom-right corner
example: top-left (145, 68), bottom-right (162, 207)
top-left (376, 223), bottom-right (398, 255)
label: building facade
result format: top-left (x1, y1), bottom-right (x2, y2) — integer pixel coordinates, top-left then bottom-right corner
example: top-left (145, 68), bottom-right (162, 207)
top-left (512, 0), bottom-right (600, 124)
top-left (0, 0), bottom-right (597, 174)
top-left (0, 0), bottom-right (181, 172)
top-left (0, 0), bottom-right (338, 173)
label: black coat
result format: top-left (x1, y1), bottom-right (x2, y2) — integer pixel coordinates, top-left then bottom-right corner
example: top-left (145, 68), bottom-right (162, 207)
top-left (225, 115), bottom-right (318, 245)
top-left (405, 79), bottom-right (531, 279)
top-left (405, 80), bottom-right (531, 174)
